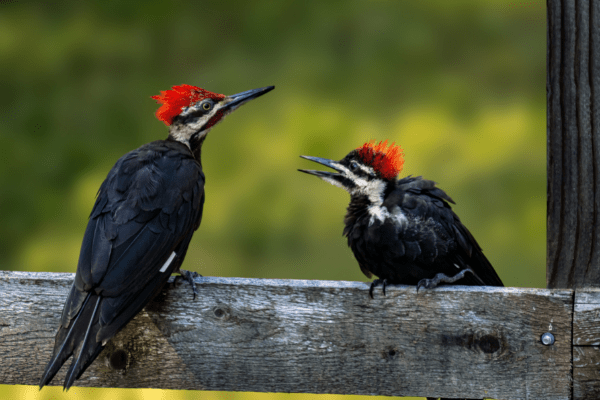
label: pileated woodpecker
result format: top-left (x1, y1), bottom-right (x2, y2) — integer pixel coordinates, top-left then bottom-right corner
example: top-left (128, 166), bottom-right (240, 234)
top-left (299, 140), bottom-right (503, 298)
top-left (39, 84), bottom-right (274, 390)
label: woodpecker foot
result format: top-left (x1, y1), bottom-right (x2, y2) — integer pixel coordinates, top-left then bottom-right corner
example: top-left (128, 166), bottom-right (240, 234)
top-left (417, 268), bottom-right (473, 292)
top-left (177, 270), bottom-right (201, 300)
top-left (369, 278), bottom-right (391, 299)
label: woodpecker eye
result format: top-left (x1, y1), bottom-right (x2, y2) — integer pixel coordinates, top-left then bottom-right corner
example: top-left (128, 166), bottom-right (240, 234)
top-left (202, 102), bottom-right (212, 111)
top-left (350, 161), bottom-right (359, 171)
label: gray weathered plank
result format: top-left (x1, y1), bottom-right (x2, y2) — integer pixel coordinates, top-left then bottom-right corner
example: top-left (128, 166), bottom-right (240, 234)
top-left (573, 289), bottom-right (600, 400)
top-left (0, 270), bottom-right (572, 399)
top-left (574, 289), bottom-right (600, 346)
top-left (573, 346), bottom-right (600, 400)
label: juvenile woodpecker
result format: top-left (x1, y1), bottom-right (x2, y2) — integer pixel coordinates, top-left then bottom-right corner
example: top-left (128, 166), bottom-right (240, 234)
top-left (39, 84), bottom-right (274, 390)
top-left (299, 140), bottom-right (503, 298)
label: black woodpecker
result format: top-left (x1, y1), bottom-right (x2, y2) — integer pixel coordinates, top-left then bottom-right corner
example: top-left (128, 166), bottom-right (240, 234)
top-left (299, 140), bottom-right (503, 298)
top-left (39, 84), bottom-right (274, 390)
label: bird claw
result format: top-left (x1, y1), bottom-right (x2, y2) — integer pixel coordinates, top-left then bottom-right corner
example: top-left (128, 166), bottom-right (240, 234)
top-left (177, 269), bottom-right (201, 300)
top-left (416, 268), bottom-right (473, 293)
top-left (369, 278), bottom-right (389, 299)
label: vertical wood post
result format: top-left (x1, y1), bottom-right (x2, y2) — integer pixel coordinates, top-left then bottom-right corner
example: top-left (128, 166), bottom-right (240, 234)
top-left (547, 0), bottom-right (600, 289)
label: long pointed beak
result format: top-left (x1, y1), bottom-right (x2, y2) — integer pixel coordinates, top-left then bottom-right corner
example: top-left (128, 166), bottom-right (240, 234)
top-left (298, 155), bottom-right (343, 178)
top-left (221, 86), bottom-right (275, 112)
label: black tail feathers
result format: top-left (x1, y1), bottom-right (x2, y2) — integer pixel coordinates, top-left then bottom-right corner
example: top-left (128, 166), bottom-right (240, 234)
top-left (39, 294), bottom-right (105, 390)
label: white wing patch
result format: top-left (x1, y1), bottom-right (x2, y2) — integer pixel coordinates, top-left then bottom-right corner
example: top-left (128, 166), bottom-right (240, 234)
top-left (160, 251), bottom-right (177, 273)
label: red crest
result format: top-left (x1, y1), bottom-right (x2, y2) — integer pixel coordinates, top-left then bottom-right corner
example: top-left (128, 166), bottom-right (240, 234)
top-left (151, 84), bottom-right (226, 126)
top-left (356, 140), bottom-right (404, 180)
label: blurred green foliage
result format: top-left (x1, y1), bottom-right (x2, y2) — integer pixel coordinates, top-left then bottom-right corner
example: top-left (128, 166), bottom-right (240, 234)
top-left (0, 0), bottom-right (545, 399)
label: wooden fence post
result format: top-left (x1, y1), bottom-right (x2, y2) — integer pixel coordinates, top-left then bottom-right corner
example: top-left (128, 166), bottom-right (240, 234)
top-left (548, 1), bottom-right (600, 398)
top-left (547, 0), bottom-right (600, 289)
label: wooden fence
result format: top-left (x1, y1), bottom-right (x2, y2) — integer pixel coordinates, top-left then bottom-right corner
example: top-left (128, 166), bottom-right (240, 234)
top-left (1, 271), bottom-right (599, 399)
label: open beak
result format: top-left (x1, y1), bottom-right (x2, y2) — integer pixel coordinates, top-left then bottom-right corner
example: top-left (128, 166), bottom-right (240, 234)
top-left (221, 86), bottom-right (275, 113)
top-left (298, 155), bottom-right (343, 178)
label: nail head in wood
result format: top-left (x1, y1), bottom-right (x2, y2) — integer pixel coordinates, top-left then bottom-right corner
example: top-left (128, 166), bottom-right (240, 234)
top-left (541, 332), bottom-right (555, 346)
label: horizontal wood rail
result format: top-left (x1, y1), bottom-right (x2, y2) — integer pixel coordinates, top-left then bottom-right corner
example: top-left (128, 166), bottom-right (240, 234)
top-left (2, 270), bottom-right (599, 399)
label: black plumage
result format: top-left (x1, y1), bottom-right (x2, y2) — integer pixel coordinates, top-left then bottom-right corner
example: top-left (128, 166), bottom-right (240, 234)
top-left (39, 84), bottom-right (274, 390)
top-left (345, 175), bottom-right (503, 296)
top-left (299, 142), bottom-right (503, 298)
top-left (40, 140), bottom-right (204, 389)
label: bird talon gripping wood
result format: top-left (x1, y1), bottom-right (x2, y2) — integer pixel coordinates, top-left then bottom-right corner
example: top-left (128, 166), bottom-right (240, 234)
top-left (368, 278), bottom-right (390, 298)
top-left (299, 140), bottom-right (503, 297)
top-left (39, 84), bottom-right (274, 390)
top-left (417, 268), bottom-right (475, 293)
top-left (178, 269), bottom-right (201, 300)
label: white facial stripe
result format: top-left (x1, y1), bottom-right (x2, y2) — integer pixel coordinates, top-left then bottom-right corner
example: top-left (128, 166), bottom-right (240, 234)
top-left (170, 113), bottom-right (213, 148)
top-left (159, 251), bottom-right (177, 273)
top-left (325, 162), bottom-right (363, 192)
top-left (356, 163), bottom-right (376, 176)
top-left (330, 162), bottom-right (348, 174)
top-left (320, 160), bottom-right (407, 229)
top-left (336, 162), bottom-right (375, 178)
top-left (187, 113), bottom-right (214, 132)
top-left (322, 176), bottom-right (346, 190)
top-left (169, 102), bottom-right (222, 148)
top-left (323, 162), bottom-right (385, 206)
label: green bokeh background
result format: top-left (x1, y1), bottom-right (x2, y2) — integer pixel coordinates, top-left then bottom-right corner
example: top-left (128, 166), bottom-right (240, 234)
top-left (0, 1), bottom-right (545, 399)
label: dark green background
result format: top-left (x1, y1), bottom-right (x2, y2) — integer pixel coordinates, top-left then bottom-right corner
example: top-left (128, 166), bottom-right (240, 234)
top-left (0, 1), bottom-right (545, 399)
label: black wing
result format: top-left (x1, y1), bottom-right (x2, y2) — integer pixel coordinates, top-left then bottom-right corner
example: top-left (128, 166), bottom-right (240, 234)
top-left (40, 140), bottom-right (205, 389)
top-left (356, 176), bottom-right (503, 287)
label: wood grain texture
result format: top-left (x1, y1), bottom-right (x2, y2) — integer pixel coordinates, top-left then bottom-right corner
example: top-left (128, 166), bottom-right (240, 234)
top-left (573, 346), bottom-right (600, 400)
top-left (573, 289), bottom-right (600, 400)
top-left (574, 289), bottom-right (600, 345)
top-left (547, 0), bottom-right (600, 289)
top-left (0, 271), bottom-right (572, 399)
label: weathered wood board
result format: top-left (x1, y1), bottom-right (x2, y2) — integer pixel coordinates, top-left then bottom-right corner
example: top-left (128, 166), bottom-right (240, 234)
top-left (573, 289), bottom-right (600, 400)
top-left (0, 271), bottom-right (572, 399)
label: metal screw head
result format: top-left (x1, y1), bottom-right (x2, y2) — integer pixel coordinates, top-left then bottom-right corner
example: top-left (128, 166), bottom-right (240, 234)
top-left (541, 332), bottom-right (555, 346)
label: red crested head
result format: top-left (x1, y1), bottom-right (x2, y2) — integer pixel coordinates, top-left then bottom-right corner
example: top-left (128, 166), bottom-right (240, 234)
top-left (356, 140), bottom-right (404, 180)
top-left (151, 84), bottom-right (226, 126)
